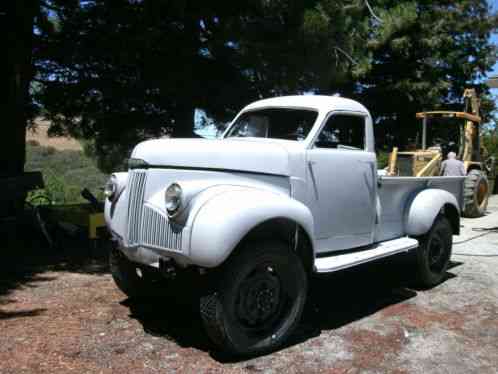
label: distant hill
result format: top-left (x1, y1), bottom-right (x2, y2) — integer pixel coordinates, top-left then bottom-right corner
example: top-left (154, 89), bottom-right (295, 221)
top-left (26, 118), bottom-right (82, 151)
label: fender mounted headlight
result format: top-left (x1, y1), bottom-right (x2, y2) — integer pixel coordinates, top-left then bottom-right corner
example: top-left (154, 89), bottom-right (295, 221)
top-left (104, 175), bottom-right (118, 201)
top-left (104, 173), bottom-right (128, 202)
top-left (165, 183), bottom-right (183, 216)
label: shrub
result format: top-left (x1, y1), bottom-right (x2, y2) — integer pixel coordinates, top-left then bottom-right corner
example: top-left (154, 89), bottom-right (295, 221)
top-left (25, 145), bottom-right (108, 205)
top-left (377, 151), bottom-right (390, 169)
top-left (27, 139), bottom-right (40, 146)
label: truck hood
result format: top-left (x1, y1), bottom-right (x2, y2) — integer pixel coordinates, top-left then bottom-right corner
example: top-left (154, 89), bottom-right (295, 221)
top-left (131, 138), bottom-right (296, 176)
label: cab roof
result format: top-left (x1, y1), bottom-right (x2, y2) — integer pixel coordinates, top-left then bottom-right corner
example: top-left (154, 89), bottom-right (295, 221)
top-left (242, 95), bottom-right (369, 114)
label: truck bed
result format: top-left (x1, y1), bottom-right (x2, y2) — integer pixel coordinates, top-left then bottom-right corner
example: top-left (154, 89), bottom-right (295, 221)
top-left (375, 176), bottom-right (464, 242)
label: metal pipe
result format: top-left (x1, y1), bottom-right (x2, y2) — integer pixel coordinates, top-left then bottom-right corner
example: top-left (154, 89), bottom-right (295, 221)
top-left (422, 117), bottom-right (427, 150)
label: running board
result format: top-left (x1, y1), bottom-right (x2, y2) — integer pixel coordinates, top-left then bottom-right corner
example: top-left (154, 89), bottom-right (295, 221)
top-left (314, 237), bottom-right (419, 274)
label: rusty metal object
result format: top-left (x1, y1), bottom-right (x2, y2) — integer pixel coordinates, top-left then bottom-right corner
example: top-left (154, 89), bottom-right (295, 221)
top-left (387, 147), bottom-right (398, 176)
top-left (388, 88), bottom-right (495, 217)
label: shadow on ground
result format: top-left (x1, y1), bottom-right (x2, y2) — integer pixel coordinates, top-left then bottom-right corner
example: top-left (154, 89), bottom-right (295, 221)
top-left (124, 254), bottom-right (459, 362)
top-left (0, 218), bottom-right (109, 302)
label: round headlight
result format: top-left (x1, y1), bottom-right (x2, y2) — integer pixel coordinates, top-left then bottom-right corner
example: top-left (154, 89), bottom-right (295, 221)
top-left (104, 175), bottom-right (118, 200)
top-left (165, 183), bottom-right (183, 215)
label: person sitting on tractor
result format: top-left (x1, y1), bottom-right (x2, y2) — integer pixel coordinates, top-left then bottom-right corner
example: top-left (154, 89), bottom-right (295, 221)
top-left (440, 152), bottom-right (466, 176)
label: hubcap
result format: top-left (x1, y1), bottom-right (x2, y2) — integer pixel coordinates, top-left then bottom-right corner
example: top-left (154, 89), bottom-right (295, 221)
top-left (236, 265), bottom-right (282, 329)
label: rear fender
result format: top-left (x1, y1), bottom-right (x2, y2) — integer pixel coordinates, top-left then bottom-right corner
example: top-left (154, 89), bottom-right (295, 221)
top-left (188, 187), bottom-right (314, 267)
top-left (405, 188), bottom-right (460, 236)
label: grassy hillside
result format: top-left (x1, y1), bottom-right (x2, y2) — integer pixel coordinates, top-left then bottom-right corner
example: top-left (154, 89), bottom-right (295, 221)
top-left (25, 143), bottom-right (108, 205)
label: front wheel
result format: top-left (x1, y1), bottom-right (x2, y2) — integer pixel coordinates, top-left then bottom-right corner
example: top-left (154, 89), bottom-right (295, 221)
top-left (414, 216), bottom-right (453, 289)
top-left (200, 240), bottom-right (307, 356)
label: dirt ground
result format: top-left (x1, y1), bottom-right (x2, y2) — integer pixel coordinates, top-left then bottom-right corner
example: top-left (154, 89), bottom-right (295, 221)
top-left (1, 197), bottom-right (497, 374)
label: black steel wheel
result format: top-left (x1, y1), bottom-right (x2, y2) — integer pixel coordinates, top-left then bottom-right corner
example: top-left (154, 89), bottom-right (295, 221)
top-left (414, 216), bottom-right (453, 288)
top-left (200, 240), bottom-right (307, 356)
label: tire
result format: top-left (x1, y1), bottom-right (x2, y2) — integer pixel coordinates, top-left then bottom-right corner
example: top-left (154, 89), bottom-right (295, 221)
top-left (200, 240), bottom-right (307, 356)
top-left (109, 246), bottom-right (156, 298)
top-left (463, 169), bottom-right (489, 218)
top-left (414, 216), bottom-right (453, 289)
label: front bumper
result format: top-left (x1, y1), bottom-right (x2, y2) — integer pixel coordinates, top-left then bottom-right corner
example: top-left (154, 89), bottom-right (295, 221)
top-left (113, 233), bottom-right (193, 269)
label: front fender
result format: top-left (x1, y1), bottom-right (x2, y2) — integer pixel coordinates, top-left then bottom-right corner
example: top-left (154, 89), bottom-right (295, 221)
top-left (188, 188), bottom-right (314, 267)
top-left (405, 188), bottom-right (459, 236)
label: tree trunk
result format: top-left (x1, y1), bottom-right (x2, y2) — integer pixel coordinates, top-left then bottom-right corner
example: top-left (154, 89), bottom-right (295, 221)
top-left (1, 1), bottom-right (37, 177)
top-left (172, 105), bottom-right (196, 138)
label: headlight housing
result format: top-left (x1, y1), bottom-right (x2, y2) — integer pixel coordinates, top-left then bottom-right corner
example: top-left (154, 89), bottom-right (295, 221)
top-left (165, 183), bottom-right (183, 216)
top-left (104, 175), bottom-right (118, 201)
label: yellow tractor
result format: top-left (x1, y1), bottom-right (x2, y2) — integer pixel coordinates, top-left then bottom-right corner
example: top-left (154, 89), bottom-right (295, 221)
top-left (387, 89), bottom-right (496, 217)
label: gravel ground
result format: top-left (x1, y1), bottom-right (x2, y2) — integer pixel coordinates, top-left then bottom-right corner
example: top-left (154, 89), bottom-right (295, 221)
top-left (1, 197), bottom-right (497, 374)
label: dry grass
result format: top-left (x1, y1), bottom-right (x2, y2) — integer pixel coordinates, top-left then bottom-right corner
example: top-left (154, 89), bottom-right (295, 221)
top-left (27, 118), bottom-right (82, 151)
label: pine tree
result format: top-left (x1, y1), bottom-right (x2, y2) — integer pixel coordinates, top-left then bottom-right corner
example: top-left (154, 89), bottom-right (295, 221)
top-left (19, 0), bottom-right (498, 170)
top-left (310, 0), bottom-right (497, 148)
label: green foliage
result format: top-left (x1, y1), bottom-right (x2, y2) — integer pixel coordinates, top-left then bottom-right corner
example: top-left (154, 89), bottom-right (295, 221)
top-left (25, 145), bottom-right (108, 205)
top-left (377, 151), bottom-right (390, 169)
top-left (33, 0), bottom-right (386, 170)
top-left (27, 0), bottom-right (498, 172)
top-left (81, 139), bottom-right (127, 174)
top-left (358, 0), bottom-right (497, 148)
top-left (483, 131), bottom-right (498, 159)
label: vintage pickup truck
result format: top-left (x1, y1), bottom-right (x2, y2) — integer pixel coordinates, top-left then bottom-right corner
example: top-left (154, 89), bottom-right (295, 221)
top-left (104, 95), bottom-right (464, 355)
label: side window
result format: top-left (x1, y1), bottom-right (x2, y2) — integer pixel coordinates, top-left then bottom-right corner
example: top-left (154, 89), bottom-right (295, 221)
top-left (315, 114), bottom-right (365, 150)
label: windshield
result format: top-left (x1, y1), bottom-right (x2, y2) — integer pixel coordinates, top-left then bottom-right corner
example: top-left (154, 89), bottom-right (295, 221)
top-left (422, 117), bottom-right (463, 155)
top-left (225, 108), bottom-right (318, 141)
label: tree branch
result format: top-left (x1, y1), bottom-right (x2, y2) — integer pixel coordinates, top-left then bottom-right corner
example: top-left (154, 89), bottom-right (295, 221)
top-left (334, 46), bottom-right (358, 65)
top-left (364, 0), bottom-right (383, 23)
top-left (39, 0), bottom-right (62, 13)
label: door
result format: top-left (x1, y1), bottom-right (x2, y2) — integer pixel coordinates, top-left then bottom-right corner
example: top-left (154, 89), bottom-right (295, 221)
top-left (306, 112), bottom-right (377, 251)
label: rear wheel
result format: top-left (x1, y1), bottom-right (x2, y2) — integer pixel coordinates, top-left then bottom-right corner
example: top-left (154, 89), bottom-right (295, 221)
top-left (463, 169), bottom-right (489, 218)
top-left (200, 240), bottom-right (307, 356)
top-left (414, 216), bottom-right (453, 289)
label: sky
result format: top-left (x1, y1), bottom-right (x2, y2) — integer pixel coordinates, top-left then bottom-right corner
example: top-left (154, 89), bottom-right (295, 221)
top-left (487, 0), bottom-right (497, 102)
top-left (489, 0), bottom-right (498, 78)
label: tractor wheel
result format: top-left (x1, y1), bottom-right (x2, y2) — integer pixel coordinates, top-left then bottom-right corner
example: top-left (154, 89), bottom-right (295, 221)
top-left (463, 169), bottom-right (489, 218)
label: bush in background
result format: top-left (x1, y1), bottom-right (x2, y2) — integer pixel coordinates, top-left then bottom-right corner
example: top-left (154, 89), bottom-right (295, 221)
top-left (26, 144), bottom-right (108, 205)
top-left (377, 151), bottom-right (390, 169)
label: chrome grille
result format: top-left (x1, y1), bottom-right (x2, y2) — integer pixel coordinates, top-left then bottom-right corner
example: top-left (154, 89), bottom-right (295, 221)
top-left (126, 170), bottom-right (147, 245)
top-left (141, 206), bottom-right (183, 250)
top-left (126, 170), bottom-right (183, 251)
